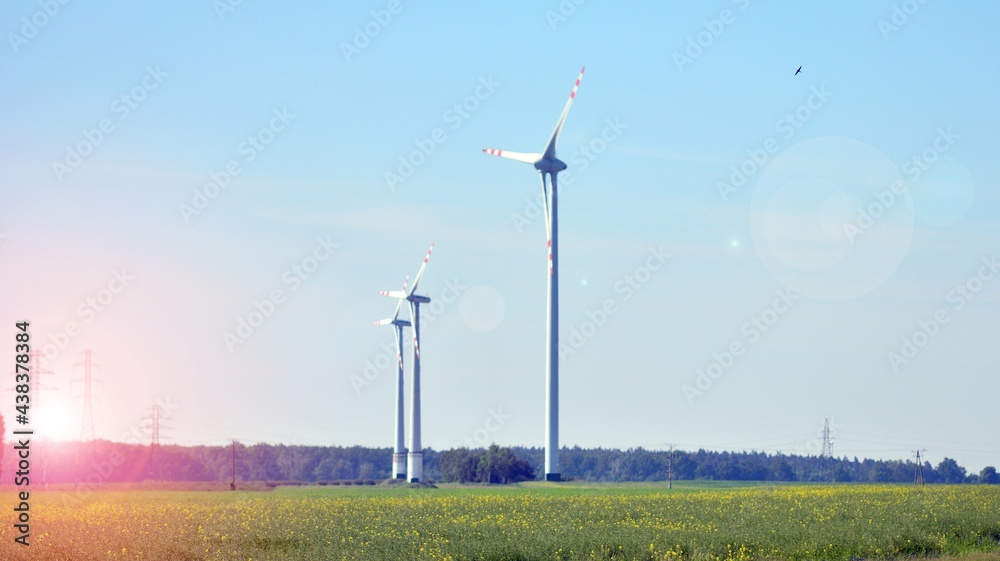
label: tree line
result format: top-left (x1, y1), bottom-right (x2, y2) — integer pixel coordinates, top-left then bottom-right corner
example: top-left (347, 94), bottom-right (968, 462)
top-left (1, 439), bottom-right (996, 485)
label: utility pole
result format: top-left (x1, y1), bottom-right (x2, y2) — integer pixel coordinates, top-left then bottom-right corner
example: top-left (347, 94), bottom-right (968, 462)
top-left (22, 351), bottom-right (54, 409)
top-left (821, 418), bottom-right (834, 482)
top-left (73, 349), bottom-right (99, 442)
top-left (24, 351), bottom-right (54, 488)
top-left (667, 445), bottom-right (674, 489)
top-left (663, 443), bottom-right (675, 489)
top-left (151, 404), bottom-right (160, 448)
top-left (821, 418), bottom-right (833, 458)
top-left (913, 449), bottom-right (927, 485)
top-left (147, 404), bottom-right (167, 480)
top-left (230, 440), bottom-right (237, 491)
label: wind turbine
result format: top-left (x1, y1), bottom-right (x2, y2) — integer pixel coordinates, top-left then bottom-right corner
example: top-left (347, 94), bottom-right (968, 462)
top-left (380, 243), bottom-right (434, 482)
top-left (374, 274), bottom-right (410, 479)
top-left (482, 66), bottom-right (584, 482)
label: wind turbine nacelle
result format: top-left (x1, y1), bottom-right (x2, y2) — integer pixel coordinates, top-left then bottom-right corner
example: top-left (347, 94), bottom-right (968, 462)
top-left (409, 294), bottom-right (431, 304)
top-left (534, 157), bottom-right (567, 174)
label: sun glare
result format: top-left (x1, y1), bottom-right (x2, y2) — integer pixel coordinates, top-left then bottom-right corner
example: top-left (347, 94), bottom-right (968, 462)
top-left (34, 397), bottom-right (78, 442)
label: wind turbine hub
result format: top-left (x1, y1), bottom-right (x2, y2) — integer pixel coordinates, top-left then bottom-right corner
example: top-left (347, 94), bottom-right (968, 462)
top-left (534, 157), bottom-right (566, 174)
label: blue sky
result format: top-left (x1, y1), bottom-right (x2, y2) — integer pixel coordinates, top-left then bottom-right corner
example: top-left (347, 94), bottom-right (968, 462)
top-left (2, 1), bottom-right (998, 472)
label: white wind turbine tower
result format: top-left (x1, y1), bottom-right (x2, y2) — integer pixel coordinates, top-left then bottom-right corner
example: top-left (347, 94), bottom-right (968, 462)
top-left (482, 66), bottom-right (584, 482)
top-left (380, 243), bottom-right (434, 482)
top-left (374, 274), bottom-right (410, 479)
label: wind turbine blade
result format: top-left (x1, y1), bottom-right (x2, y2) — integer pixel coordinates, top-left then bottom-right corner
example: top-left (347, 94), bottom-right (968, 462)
top-left (392, 274), bottom-right (409, 319)
top-left (379, 290), bottom-right (407, 299)
top-left (543, 66), bottom-right (585, 160)
top-left (373, 318), bottom-right (395, 326)
top-left (482, 148), bottom-right (543, 164)
top-left (409, 243), bottom-right (435, 295)
top-left (411, 320), bottom-right (421, 359)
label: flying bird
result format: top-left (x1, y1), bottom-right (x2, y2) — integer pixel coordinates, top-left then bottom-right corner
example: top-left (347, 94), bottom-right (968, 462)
top-left (794, 66), bottom-right (802, 76)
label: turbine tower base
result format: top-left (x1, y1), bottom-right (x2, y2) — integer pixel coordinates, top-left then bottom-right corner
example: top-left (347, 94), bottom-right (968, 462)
top-left (545, 473), bottom-right (561, 482)
top-left (407, 451), bottom-right (423, 483)
top-left (392, 453), bottom-right (406, 480)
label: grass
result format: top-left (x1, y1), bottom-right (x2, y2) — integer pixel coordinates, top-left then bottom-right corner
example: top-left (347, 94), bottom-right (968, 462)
top-left (1, 482), bottom-right (997, 560)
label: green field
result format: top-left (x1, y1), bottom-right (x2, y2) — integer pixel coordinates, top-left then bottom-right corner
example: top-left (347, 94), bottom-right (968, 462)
top-left (2, 482), bottom-right (999, 560)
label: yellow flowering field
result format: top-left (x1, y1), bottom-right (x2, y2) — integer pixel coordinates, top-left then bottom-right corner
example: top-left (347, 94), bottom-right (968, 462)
top-left (1, 483), bottom-right (998, 560)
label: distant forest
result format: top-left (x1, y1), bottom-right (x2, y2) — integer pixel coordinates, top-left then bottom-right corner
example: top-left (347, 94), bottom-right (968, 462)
top-left (3, 440), bottom-right (997, 486)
